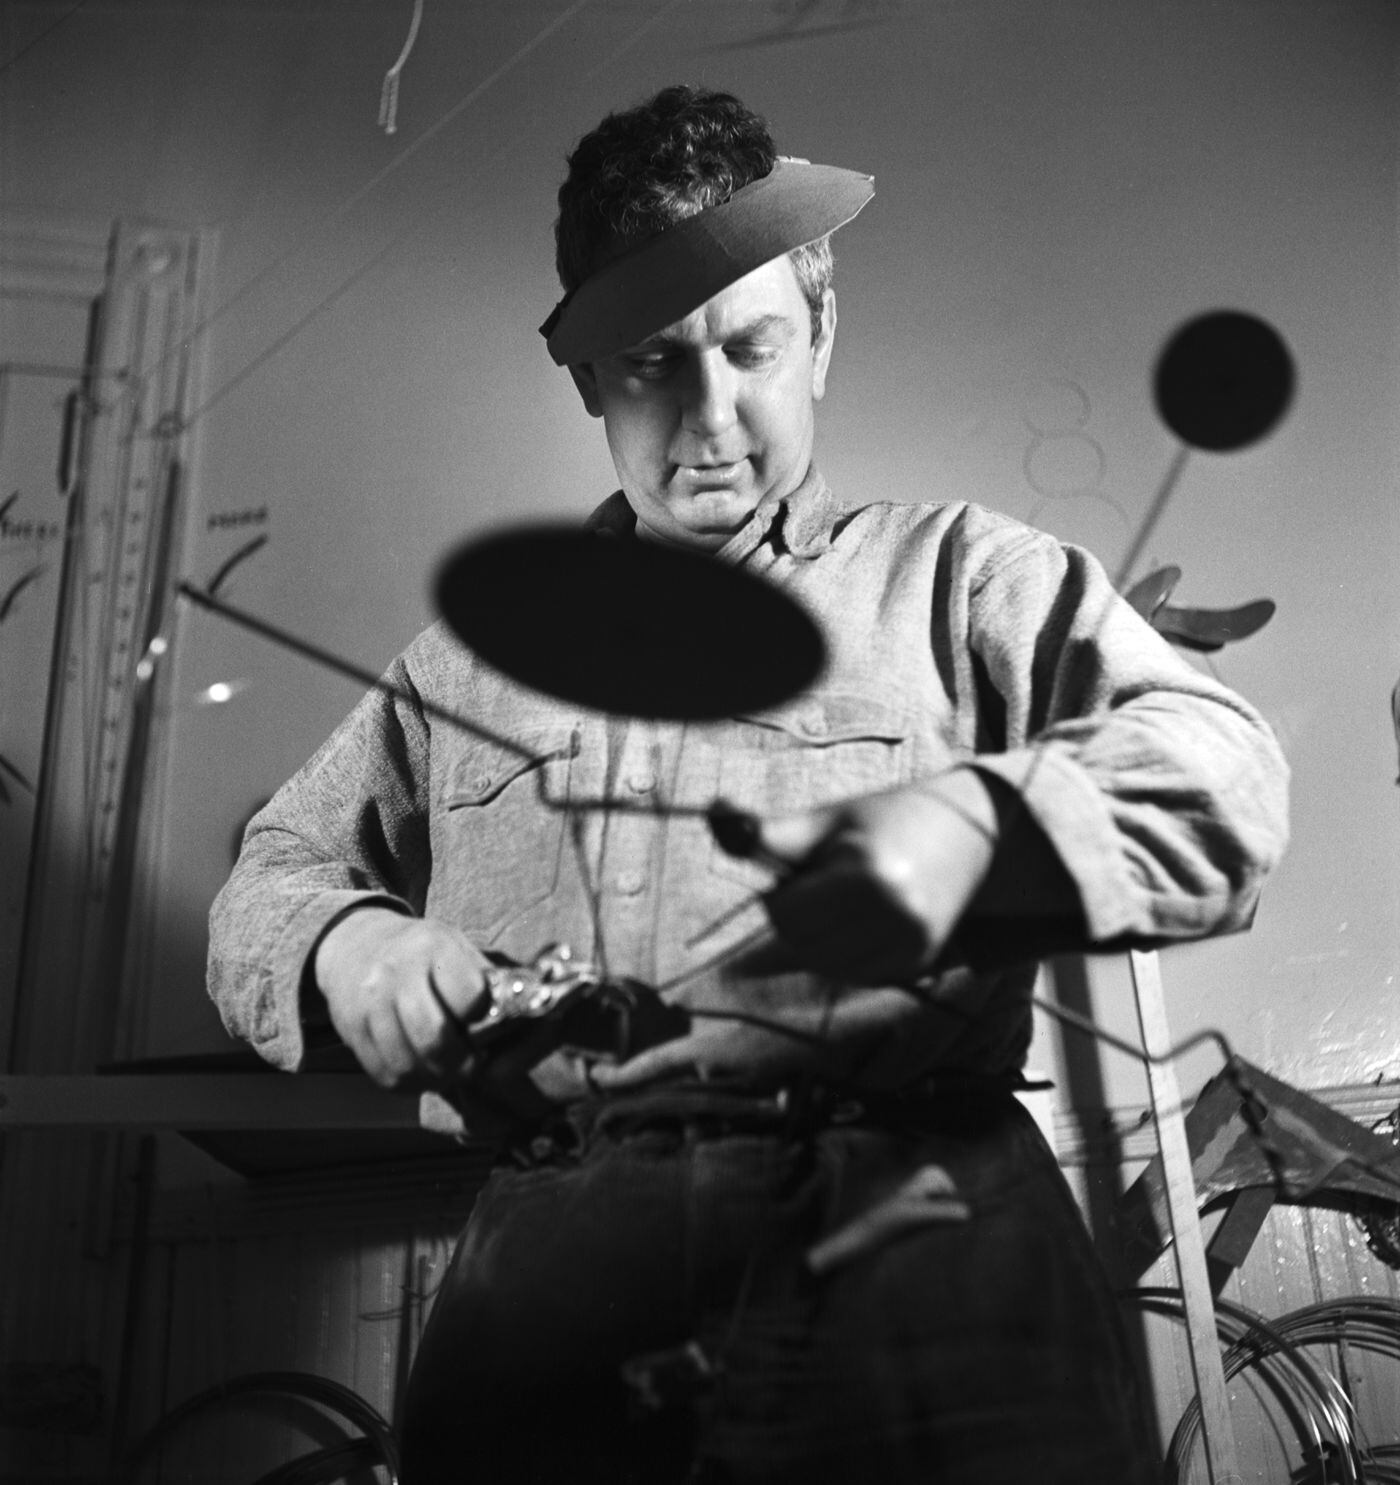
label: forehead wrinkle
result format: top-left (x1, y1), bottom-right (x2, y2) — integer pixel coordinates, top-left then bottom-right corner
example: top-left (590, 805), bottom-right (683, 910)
top-left (635, 310), bottom-right (797, 354)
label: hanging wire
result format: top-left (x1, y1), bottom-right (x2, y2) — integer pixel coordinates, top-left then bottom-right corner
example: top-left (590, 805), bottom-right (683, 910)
top-left (577, 0), bottom-right (684, 82)
top-left (164, 0), bottom-right (600, 429)
top-left (177, 0), bottom-right (702, 430)
top-left (206, 532), bottom-right (268, 599)
top-left (0, 565), bottom-right (44, 624)
top-left (378, 0), bottom-right (424, 136)
top-left (183, 221), bottom-right (420, 426)
top-left (0, 0), bottom-right (91, 79)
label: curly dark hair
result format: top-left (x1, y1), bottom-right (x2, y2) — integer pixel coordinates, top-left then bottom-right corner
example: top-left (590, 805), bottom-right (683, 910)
top-left (554, 85), bottom-right (833, 343)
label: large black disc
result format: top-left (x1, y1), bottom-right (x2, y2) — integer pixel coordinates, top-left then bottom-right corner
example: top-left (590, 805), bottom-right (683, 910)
top-left (435, 526), bottom-right (826, 721)
top-left (1153, 310), bottom-right (1295, 452)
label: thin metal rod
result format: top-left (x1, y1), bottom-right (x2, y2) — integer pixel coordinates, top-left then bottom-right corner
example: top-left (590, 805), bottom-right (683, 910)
top-left (1114, 442), bottom-right (1191, 591)
top-left (175, 581), bottom-right (534, 760)
top-left (1030, 989), bottom-right (1232, 1070)
top-left (658, 924), bottom-right (774, 997)
top-left (206, 532), bottom-right (268, 597)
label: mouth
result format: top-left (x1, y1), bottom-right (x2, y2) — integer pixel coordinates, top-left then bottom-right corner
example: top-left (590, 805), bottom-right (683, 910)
top-left (675, 459), bottom-right (748, 486)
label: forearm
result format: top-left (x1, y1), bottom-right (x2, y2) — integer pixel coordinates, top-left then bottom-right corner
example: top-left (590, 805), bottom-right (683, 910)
top-left (966, 533), bottom-right (1289, 948)
top-left (941, 767), bottom-right (1089, 969)
top-left (967, 689), bottom-right (1289, 949)
top-left (208, 830), bottom-right (418, 1070)
top-left (207, 659), bottom-right (434, 1068)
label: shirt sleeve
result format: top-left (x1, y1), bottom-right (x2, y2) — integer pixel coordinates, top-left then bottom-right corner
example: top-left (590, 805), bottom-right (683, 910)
top-left (206, 653), bottom-right (432, 1070)
top-left (954, 510), bottom-right (1289, 947)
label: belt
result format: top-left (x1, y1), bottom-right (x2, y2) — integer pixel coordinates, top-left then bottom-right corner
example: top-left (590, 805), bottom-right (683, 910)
top-left (509, 1071), bottom-right (1038, 1166)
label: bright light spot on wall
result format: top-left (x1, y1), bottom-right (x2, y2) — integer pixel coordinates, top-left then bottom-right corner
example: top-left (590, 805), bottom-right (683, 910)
top-left (195, 679), bottom-right (247, 706)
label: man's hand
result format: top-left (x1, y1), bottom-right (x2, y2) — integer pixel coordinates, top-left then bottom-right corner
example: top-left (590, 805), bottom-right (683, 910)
top-left (753, 772), bottom-right (1000, 984)
top-left (313, 907), bottom-right (492, 1088)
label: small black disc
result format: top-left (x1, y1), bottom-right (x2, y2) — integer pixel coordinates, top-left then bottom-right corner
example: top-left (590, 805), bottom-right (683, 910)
top-left (1154, 310), bottom-right (1295, 452)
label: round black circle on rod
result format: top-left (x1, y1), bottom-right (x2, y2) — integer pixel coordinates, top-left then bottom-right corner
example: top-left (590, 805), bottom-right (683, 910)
top-left (1153, 310), bottom-right (1295, 452)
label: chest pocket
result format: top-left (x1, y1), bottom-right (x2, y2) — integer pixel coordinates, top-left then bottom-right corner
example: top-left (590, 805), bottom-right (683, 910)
top-left (441, 725), bottom-right (579, 940)
top-left (709, 692), bottom-right (912, 891)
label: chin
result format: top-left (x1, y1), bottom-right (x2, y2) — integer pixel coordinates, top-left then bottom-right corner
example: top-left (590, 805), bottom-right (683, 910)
top-left (654, 520), bottom-right (739, 553)
top-left (682, 511), bottom-right (756, 548)
top-left (686, 483), bottom-right (762, 523)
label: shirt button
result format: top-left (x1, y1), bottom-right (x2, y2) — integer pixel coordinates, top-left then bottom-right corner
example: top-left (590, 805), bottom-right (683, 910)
top-left (615, 870), bottom-right (645, 896)
top-left (799, 711), bottom-right (828, 737)
top-left (627, 771), bottom-right (657, 794)
top-left (473, 774), bottom-right (492, 793)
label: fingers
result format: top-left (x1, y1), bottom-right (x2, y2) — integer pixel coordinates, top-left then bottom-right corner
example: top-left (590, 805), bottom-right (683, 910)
top-left (587, 1037), bottom-right (697, 1090)
top-left (394, 966), bottom-right (475, 1078)
top-left (318, 913), bottom-right (489, 1088)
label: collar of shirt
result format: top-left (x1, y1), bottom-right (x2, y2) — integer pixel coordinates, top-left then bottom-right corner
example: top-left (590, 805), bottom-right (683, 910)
top-left (583, 465), bottom-right (839, 561)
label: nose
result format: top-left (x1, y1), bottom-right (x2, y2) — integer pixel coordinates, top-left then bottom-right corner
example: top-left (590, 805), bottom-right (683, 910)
top-left (681, 351), bottom-right (738, 438)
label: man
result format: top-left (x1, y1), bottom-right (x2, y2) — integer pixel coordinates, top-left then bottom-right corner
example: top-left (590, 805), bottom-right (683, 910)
top-left (209, 86), bottom-right (1289, 1483)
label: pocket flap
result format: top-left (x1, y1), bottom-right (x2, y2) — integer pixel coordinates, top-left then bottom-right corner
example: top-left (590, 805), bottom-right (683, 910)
top-left (445, 726), bottom-right (579, 808)
top-left (737, 691), bottom-right (908, 747)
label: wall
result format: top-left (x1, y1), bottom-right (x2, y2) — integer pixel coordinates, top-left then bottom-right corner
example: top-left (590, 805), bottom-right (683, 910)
top-left (1, 0), bottom-right (1397, 1473)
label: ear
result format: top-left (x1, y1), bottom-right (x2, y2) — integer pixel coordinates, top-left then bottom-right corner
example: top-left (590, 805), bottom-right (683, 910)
top-left (810, 289), bottom-right (837, 402)
top-left (568, 363), bottom-right (604, 419)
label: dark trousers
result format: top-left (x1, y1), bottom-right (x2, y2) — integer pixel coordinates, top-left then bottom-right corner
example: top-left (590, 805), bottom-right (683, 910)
top-left (400, 1087), bottom-right (1162, 1484)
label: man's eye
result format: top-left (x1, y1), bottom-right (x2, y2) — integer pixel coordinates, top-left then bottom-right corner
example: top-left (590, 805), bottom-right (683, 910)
top-left (626, 354), bottom-right (675, 377)
top-left (728, 345), bottom-right (778, 368)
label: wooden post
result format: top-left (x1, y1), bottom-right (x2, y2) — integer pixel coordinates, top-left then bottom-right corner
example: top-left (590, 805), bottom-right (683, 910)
top-left (1129, 949), bottom-right (1242, 1485)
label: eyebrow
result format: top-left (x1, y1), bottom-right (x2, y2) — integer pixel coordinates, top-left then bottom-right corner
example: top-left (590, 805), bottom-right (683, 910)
top-left (631, 312), bottom-right (796, 351)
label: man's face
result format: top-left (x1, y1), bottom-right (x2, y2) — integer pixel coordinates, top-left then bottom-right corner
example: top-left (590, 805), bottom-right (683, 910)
top-left (571, 257), bottom-right (836, 552)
